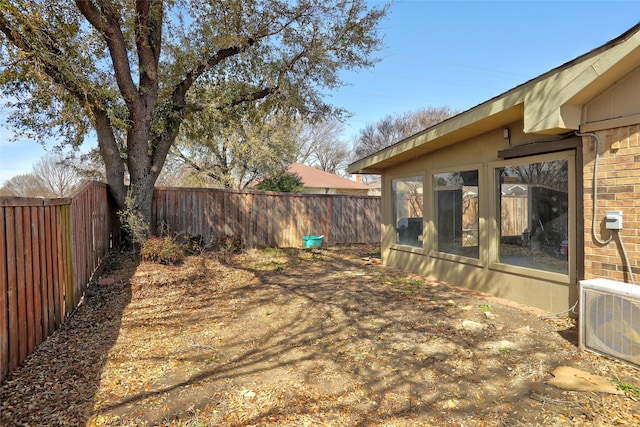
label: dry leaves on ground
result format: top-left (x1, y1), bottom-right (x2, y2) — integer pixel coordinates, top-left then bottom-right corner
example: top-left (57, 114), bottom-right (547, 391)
top-left (1, 245), bottom-right (639, 426)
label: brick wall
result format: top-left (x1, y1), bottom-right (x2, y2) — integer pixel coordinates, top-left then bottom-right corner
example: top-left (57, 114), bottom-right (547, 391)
top-left (582, 125), bottom-right (640, 283)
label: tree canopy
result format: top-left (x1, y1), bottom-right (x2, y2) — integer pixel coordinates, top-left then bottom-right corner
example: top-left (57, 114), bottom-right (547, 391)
top-left (0, 0), bottom-right (388, 227)
top-left (169, 104), bottom-right (301, 189)
top-left (255, 170), bottom-right (304, 193)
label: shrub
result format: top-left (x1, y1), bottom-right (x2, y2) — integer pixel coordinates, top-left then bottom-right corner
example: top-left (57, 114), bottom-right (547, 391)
top-left (214, 234), bottom-right (243, 253)
top-left (117, 192), bottom-right (150, 250)
top-left (181, 233), bottom-right (206, 255)
top-left (141, 236), bottom-right (184, 265)
top-left (256, 171), bottom-right (304, 193)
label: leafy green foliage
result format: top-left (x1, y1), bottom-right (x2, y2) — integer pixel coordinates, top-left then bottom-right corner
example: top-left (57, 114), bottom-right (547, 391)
top-left (0, 0), bottom-right (388, 225)
top-left (117, 192), bottom-right (150, 249)
top-left (141, 236), bottom-right (184, 265)
top-left (170, 105), bottom-right (302, 189)
top-left (616, 381), bottom-right (640, 397)
top-left (256, 171), bottom-right (304, 193)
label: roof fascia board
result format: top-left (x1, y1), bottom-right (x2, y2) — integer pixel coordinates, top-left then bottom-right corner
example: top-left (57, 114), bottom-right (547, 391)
top-left (525, 31), bottom-right (640, 133)
top-left (348, 92), bottom-right (525, 174)
top-left (523, 58), bottom-right (600, 133)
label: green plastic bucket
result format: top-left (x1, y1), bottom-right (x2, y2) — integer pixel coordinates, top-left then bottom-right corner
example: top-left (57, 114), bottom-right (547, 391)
top-left (302, 235), bottom-right (323, 248)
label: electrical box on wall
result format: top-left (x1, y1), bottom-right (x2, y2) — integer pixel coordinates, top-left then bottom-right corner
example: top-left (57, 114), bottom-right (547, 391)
top-left (605, 210), bottom-right (623, 230)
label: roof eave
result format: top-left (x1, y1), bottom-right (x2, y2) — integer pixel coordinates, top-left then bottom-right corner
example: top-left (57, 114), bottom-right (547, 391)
top-left (348, 23), bottom-right (640, 175)
top-left (348, 95), bottom-right (526, 174)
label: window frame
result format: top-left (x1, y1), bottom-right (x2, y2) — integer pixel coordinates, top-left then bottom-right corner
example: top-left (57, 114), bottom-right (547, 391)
top-left (389, 173), bottom-right (426, 251)
top-left (489, 151), bottom-right (576, 283)
top-left (429, 164), bottom-right (484, 266)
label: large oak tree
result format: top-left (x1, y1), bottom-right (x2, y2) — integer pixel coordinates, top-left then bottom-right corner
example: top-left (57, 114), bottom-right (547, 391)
top-left (0, 0), bottom-right (387, 226)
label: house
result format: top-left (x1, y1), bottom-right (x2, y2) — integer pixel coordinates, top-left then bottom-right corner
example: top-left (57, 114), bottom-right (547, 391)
top-left (365, 177), bottom-right (382, 196)
top-left (288, 163), bottom-right (371, 195)
top-left (348, 23), bottom-right (640, 313)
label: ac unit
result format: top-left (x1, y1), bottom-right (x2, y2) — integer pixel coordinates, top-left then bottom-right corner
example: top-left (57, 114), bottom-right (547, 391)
top-left (579, 279), bottom-right (640, 368)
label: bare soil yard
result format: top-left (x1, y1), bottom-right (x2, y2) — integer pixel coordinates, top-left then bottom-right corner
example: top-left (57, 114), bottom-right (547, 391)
top-left (1, 245), bottom-right (639, 426)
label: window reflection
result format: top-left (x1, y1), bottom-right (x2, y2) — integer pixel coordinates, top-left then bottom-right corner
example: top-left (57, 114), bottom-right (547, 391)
top-left (433, 170), bottom-right (479, 258)
top-left (498, 160), bottom-right (568, 274)
top-left (392, 176), bottom-right (423, 247)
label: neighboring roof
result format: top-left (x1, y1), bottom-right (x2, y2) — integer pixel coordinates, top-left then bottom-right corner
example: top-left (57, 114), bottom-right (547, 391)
top-left (348, 23), bottom-right (640, 174)
top-left (288, 163), bottom-right (370, 190)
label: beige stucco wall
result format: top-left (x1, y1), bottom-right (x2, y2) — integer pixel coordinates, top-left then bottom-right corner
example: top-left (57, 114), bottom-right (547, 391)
top-left (381, 122), bottom-right (578, 313)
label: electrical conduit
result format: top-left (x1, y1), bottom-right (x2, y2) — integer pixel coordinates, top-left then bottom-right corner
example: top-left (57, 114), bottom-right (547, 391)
top-left (576, 131), bottom-right (635, 285)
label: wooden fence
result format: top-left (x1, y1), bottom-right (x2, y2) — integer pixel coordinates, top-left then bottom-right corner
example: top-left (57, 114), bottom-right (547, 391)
top-left (0, 182), bottom-right (117, 384)
top-left (1, 184), bottom-right (378, 384)
top-left (501, 195), bottom-right (529, 236)
top-left (152, 187), bottom-right (381, 247)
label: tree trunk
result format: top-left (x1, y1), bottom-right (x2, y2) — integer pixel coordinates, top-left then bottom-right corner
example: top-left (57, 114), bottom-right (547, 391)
top-left (128, 174), bottom-right (156, 229)
top-left (94, 108), bottom-right (127, 211)
top-left (127, 121), bottom-right (157, 228)
top-left (94, 107), bottom-right (160, 237)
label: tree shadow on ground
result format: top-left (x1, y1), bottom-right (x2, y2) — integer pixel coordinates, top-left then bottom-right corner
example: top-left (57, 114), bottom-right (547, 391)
top-left (4, 246), bottom-right (637, 426)
top-left (93, 245), bottom-right (609, 425)
top-left (0, 252), bottom-right (136, 426)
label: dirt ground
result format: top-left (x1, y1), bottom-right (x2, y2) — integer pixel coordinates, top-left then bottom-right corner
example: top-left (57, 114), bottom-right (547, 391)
top-left (1, 245), bottom-right (639, 426)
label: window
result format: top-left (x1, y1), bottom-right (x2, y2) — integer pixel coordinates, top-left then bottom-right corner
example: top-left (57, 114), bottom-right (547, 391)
top-left (433, 170), bottom-right (479, 258)
top-left (392, 176), bottom-right (423, 247)
top-left (497, 159), bottom-right (569, 274)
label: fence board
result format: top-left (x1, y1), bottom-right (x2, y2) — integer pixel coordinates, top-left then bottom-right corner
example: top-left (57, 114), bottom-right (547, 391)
top-left (54, 206), bottom-right (64, 328)
top-left (5, 207), bottom-right (19, 372)
top-left (44, 205), bottom-right (55, 338)
top-left (0, 181), bottom-right (116, 384)
top-left (22, 207), bottom-right (35, 356)
top-left (30, 207), bottom-right (42, 349)
top-left (63, 204), bottom-right (74, 317)
top-left (0, 209), bottom-right (8, 381)
top-left (15, 206), bottom-right (28, 364)
top-left (153, 187), bottom-right (381, 248)
top-left (501, 196), bottom-right (529, 236)
top-left (37, 207), bottom-right (48, 341)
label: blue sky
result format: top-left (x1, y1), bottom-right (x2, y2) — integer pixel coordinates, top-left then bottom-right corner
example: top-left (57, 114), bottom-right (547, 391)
top-left (1, 1), bottom-right (639, 184)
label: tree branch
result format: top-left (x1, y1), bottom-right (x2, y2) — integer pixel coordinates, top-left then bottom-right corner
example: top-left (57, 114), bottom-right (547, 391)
top-left (135, 0), bottom-right (162, 97)
top-left (171, 146), bottom-right (221, 183)
top-left (171, 44), bottom-right (250, 110)
top-left (75, 0), bottom-right (139, 107)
